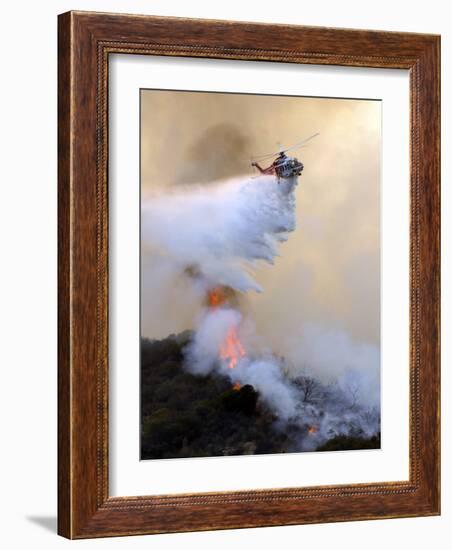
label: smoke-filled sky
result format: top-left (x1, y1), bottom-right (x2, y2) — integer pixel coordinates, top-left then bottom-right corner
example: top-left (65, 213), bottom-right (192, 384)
top-left (141, 89), bottom-right (380, 373)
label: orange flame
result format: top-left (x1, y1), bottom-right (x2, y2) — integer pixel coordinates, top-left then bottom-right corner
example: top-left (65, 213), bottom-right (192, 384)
top-left (219, 325), bottom-right (246, 369)
top-left (207, 287), bottom-right (227, 308)
top-left (206, 286), bottom-right (246, 369)
top-left (308, 426), bottom-right (318, 434)
top-left (232, 382), bottom-right (241, 391)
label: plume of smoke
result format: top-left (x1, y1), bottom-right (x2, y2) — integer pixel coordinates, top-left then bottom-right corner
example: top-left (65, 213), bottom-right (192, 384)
top-left (184, 305), bottom-right (380, 440)
top-left (184, 307), bottom-right (299, 420)
top-left (184, 308), bottom-right (243, 376)
top-left (231, 359), bottom-right (299, 421)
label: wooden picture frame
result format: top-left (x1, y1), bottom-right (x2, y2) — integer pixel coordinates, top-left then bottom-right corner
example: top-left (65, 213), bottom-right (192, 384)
top-left (58, 10), bottom-right (440, 539)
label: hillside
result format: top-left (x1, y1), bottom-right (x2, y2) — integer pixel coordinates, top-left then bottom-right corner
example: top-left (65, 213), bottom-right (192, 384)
top-left (140, 332), bottom-right (380, 460)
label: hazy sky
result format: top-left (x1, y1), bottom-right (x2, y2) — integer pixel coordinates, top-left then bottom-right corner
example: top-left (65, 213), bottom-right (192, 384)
top-left (141, 89), bottom-right (380, 351)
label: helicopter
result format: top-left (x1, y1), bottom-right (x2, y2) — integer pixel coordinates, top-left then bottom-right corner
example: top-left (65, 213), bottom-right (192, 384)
top-left (251, 133), bottom-right (319, 183)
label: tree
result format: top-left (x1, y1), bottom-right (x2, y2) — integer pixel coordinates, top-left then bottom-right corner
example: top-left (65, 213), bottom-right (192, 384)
top-left (221, 385), bottom-right (258, 416)
top-left (294, 375), bottom-right (320, 403)
top-left (345, 381), bottom-right (360, 410)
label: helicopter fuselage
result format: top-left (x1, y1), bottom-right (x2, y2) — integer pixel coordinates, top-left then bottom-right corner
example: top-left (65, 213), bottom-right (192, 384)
top-left (252, 153), bottom-right (304, 182)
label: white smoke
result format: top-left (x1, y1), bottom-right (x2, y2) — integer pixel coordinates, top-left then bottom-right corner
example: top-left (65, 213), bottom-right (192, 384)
top-left (233, 359), bottom-right (299, 421)
top-left (185, 306), bottom-right (299, 421)
top-left (185, 308), bottom-right (243, 376)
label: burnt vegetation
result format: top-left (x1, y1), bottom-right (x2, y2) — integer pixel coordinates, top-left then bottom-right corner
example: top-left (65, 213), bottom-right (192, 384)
top-left (141, 333), bottom-right (380, 460)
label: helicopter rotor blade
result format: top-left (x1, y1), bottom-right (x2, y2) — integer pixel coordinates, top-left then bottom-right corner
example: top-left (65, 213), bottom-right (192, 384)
top-left (250, 132), bottom-right (319, 161)
top-left (280, 132), bottom-right (320, 155)
top-left (251, 150), bottom-right (284, 162)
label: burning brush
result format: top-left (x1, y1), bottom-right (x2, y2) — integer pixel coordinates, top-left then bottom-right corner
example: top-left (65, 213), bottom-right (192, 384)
top-left (207, 286), bottom-right (246, 371)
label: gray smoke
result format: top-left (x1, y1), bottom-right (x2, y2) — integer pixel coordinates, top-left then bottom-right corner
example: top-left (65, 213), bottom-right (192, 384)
top-left (183, 305), bottom-right (380, 447)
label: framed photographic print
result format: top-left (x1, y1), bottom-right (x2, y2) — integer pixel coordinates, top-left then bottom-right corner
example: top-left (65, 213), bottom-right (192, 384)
top-left (58, 11), bottom-right (440, 538)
